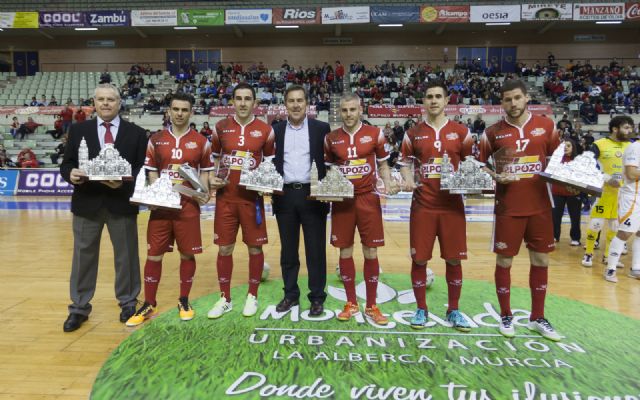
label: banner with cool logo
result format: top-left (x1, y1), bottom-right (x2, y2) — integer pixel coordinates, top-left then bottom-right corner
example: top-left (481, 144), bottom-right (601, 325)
top-left (16, 169), bottom-right (73, 196)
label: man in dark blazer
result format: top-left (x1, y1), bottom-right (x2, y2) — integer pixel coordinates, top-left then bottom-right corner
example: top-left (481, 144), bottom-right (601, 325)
top-left (60, 83), bottom-right (148, 332)
top-left (272, 84), bottom-right (331, 316)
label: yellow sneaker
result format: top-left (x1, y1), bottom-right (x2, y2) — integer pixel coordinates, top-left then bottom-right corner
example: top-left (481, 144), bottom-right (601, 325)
top-left (364, 305), bottom-right (389, 325)
top-left (337, 302), bottom-right (360, 321)
top-left (125, 302), bottom-right (157, 327)
top-left (178, 297), bottom-right (195, 321)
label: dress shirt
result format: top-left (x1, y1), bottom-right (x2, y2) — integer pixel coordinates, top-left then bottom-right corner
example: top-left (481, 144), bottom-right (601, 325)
top-left (283, 117), bottom-right (311, 184)
top-left (97, 115), bottom-right (120, 149)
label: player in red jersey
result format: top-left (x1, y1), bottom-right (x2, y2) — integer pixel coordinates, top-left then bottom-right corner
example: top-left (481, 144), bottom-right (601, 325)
top-left (126, 92), bottom-right (214, 326)
top-left (324, 93), bottom-right (398, 325)
top-left (478, 80), bottom-right (562, 341)
top-left (398, 80), bottom-right (474, 331)
top-left (207, 82), bottom-right (276, 319)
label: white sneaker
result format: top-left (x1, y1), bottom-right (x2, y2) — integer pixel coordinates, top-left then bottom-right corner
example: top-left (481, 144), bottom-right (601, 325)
top-left (581, 253), bottom-right (593, 267)
top-left (570, 240), bottom-right (581, 246)
top-left (604, 269), bottom-right (618, 283)
top-left (628, 270), bottom-right (640, 279)
top-left (242, 293), bottom-right (258, 317)
top-left (528, 318), bottom-right (562, 342)
top-left (207, 295), bottom-right (232, 319)
top-left (499, 315), bottom-right (515, 338)
top-left (622, 243), bottom-right (629, 255)
top-left (602, 256), bottom-right (624, 269)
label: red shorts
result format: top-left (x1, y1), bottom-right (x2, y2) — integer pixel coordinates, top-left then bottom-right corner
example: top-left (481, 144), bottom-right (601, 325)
top-left (493, 211), bottom-right (555, 256)
top-left (330, 191), bottom-right (384, 248)
top-left (410, 206), bottom-right (467, 262)
top-left (214, 198), bottom-right (268, 246)
top-left (147, 214), bottom-right (202, 256)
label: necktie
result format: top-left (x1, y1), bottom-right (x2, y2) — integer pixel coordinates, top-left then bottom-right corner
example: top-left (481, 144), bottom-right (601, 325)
top-left (103, 122), bottom-right (114, 144)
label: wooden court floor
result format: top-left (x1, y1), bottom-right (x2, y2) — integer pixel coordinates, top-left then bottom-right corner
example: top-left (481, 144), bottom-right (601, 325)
top-left (0, 196), bottom-right (638, 399)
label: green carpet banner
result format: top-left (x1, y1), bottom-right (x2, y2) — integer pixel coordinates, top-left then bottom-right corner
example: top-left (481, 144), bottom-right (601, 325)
top-left (92, 274), bottom-right (640, 399)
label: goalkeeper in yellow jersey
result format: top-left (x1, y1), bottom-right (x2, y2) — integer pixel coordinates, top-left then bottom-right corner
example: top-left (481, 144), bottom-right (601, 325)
top-left (582, 116), bottom-right (632, 267)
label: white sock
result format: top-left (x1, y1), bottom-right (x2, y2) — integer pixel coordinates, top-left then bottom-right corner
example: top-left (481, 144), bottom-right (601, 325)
top-left (632, 238), bottom-right (640, 271)
top-left (607, 237), bottom-right (625, 271)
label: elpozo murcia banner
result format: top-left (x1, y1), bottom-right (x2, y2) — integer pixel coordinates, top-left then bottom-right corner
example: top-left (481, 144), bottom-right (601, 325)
top-left (369, 6), bottom-right (420, 24)
top-left (627, 2), bottom-right (640, 19)
top-left (470, 5), bottom-right (521, 22)
top-left (521, 4), bottom-right (573, 20)
top-left (573, 3), bottom-right (625, 20)
top-left (322, 6), bottom-right (370, 24)
top-left (131, 10), bottom-right (177, 27)
top-left (178, 9), bottom-right (224, 26)
top-left (420, 6), bottom-right (470, 23)
top-left (225, 9), bottom-right (272, 25)
top-left (272, 8), bottom-right (320, 25)
top-left (0, 12), bottom-right (39, 28)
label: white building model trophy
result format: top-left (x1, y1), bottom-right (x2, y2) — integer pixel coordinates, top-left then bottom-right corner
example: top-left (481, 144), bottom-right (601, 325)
top-left (130, 170), bottom-right (181, 210)
top-left (78, 138), bottom-right (132, 181)
top-left (539, 142), bottom-right (604, 196)
top-left (238, 153), bottom-right (284, 194)
top-left (309, 161), bottom-right (354, 202)
top-left (440, 152), bottom-right (494, 194)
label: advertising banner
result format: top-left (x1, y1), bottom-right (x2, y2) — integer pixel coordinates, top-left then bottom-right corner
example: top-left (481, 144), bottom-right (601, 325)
top-left (370, 6), bottom-right (420, 24)
top-left (573, 3), bottom-right (625, 20)
top-left (225, 9), bottom-right (272, 25)
top-left (16, 169), bottom-right (73, 196)
top-left (627, 2), bottom-right (640, 19)
top-left (521, 4), bottom-right (573, 20)
top-left (470, 5), bottom-right (522, 22)
top-left (85, 10), bottom-right (129, 27)
top-left (131, 10), bottom-right (177, 27)
top-left (366, 104), bottom-right (553, 118)
top-left (178, 9), bottom-right (224, 26)
top-left (39, 11), bottom-right (85, 28)
top-left (272, 7), bottom-right (320, 25)
top-left (0, 106), bottom-right (94, 116)
top-left (209, 105), bottom-right (317, 118)
top-left (420, 6), bottom-right (470, 23)
top-left (0, 170), bottom-right (19, 196)
top-left (0, 12), bottom-right (39, 28)
top-left (322, 6), bottom-right (370, 24)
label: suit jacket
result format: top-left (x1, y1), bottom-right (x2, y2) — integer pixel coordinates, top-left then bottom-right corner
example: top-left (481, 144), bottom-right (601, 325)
top-left (60, 118), bottom-right (148, 217)
top-left (272, 117), bottom-right (330, 180)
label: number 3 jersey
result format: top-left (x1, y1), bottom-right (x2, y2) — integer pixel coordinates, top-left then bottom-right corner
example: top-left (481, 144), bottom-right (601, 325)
top-left (144, 127), bottom-right (215, 217)
top-left (398, 119), bottom-right (473, 212)
top-left (478, 114), bottom-right (560, 216)
top-left (323, 123), bottom-right (389, 195)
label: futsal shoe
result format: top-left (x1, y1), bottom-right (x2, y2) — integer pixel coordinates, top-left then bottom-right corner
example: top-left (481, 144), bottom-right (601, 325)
top-left (604, 268), bottom-right (618, 283)
top-left (446, 310), bottom-right (471, 332)
top-left (178, 297), bottom-right (195, 321)
top-left (410, 308), bottom-right (427, 329)
top-left (628, 269), bottom-right (640, 279)
top-left (499, 315), bottom-right (515, 338)
top-left (364, 305), bottom-right (389, 325)
top-left (125, 302), bottom-right (157, 327)
top-left (337, 302), bottom-right (360, 321)
top-left (528, 318), bottom-right (562, 342)
top-left (207, 295), bottom-right (232, 319)
top-left (242, 294), bottom-right (258, 317)
top-left (581, 253), bottom-right (593, 267)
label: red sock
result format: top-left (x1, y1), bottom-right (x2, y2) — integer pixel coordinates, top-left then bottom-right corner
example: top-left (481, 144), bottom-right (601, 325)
top-left (363, 258), bottom-right (380, 308)
top-left (179, 258), bottom-right (196, 298)
top-left (339, 257), bottom-right (357, 304)
top-left (217, 254), bottom-right (233, 301)
top-left (446, 262), bottom-right (463, 313)
top-left (144, 259), bottom-right (162, 306)
top-left (248, 252), bottom-right (264, 297)
top-left (494, 265), bottom-right (512, 316)
top-left (529, 265), bottom-right (548, 321)
top-left (411, 261), bottom-right (427, 310)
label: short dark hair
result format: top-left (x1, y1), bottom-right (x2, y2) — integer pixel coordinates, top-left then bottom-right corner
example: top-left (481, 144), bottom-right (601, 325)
top-left (170, 92), bottom-right (194, 109)
top-left (232, 82), bottom-right (256, 100)
top-left (609, 115), bottom-right (634, 133)
top-left (425, 80), bottom-right (449, 96)
top-left (500, 80), bottom-right (528, 96)
top-left (284, 84), bottom-right (309, 102)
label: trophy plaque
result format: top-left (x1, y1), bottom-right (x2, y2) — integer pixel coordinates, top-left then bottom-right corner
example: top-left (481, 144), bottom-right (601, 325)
top-left (309, 161), bottom-right (354, 202)
top-left (440, 152), bottom-right (494, 194)
top-left (492, 146), bottom-right (520, 183)
top-left (130, 170), bottom-right (182, 210)
top-left (79, 138), bottom-right (133, 181)
top-left (538, 142), bottom-right (604, 196)
top-left (172, 163), bottom-right (209, 200)
top-left (238, 153), bottom-right (284, 194)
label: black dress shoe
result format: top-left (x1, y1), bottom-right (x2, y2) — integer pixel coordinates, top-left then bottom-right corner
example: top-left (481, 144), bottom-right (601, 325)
top-left (120, 306), bottom-right (136, 323)
top-left (63, 313), bottom-right (88, 332)
top-left (276, 298), bottom-right (299, 312)
top-left (309, 301), bottom-right (324, 317)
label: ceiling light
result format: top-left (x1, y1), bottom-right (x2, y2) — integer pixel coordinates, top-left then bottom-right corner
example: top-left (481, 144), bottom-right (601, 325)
top-left (75, 27), bottom-right (98, 31)
top-left (275, 25), bottom-right (299, 29)
top-left (378, 24), bottom-right (403, 27)
top-left (485, 22), bottom-right (511, 26)
top-left (595, 21), bottom-right (622, 24)
top-left (174, 26), bottom-right (197, 30)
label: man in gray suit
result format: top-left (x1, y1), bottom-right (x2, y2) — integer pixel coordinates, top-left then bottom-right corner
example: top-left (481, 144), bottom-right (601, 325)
top-left (60, 83), bottom-right (148, 332)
